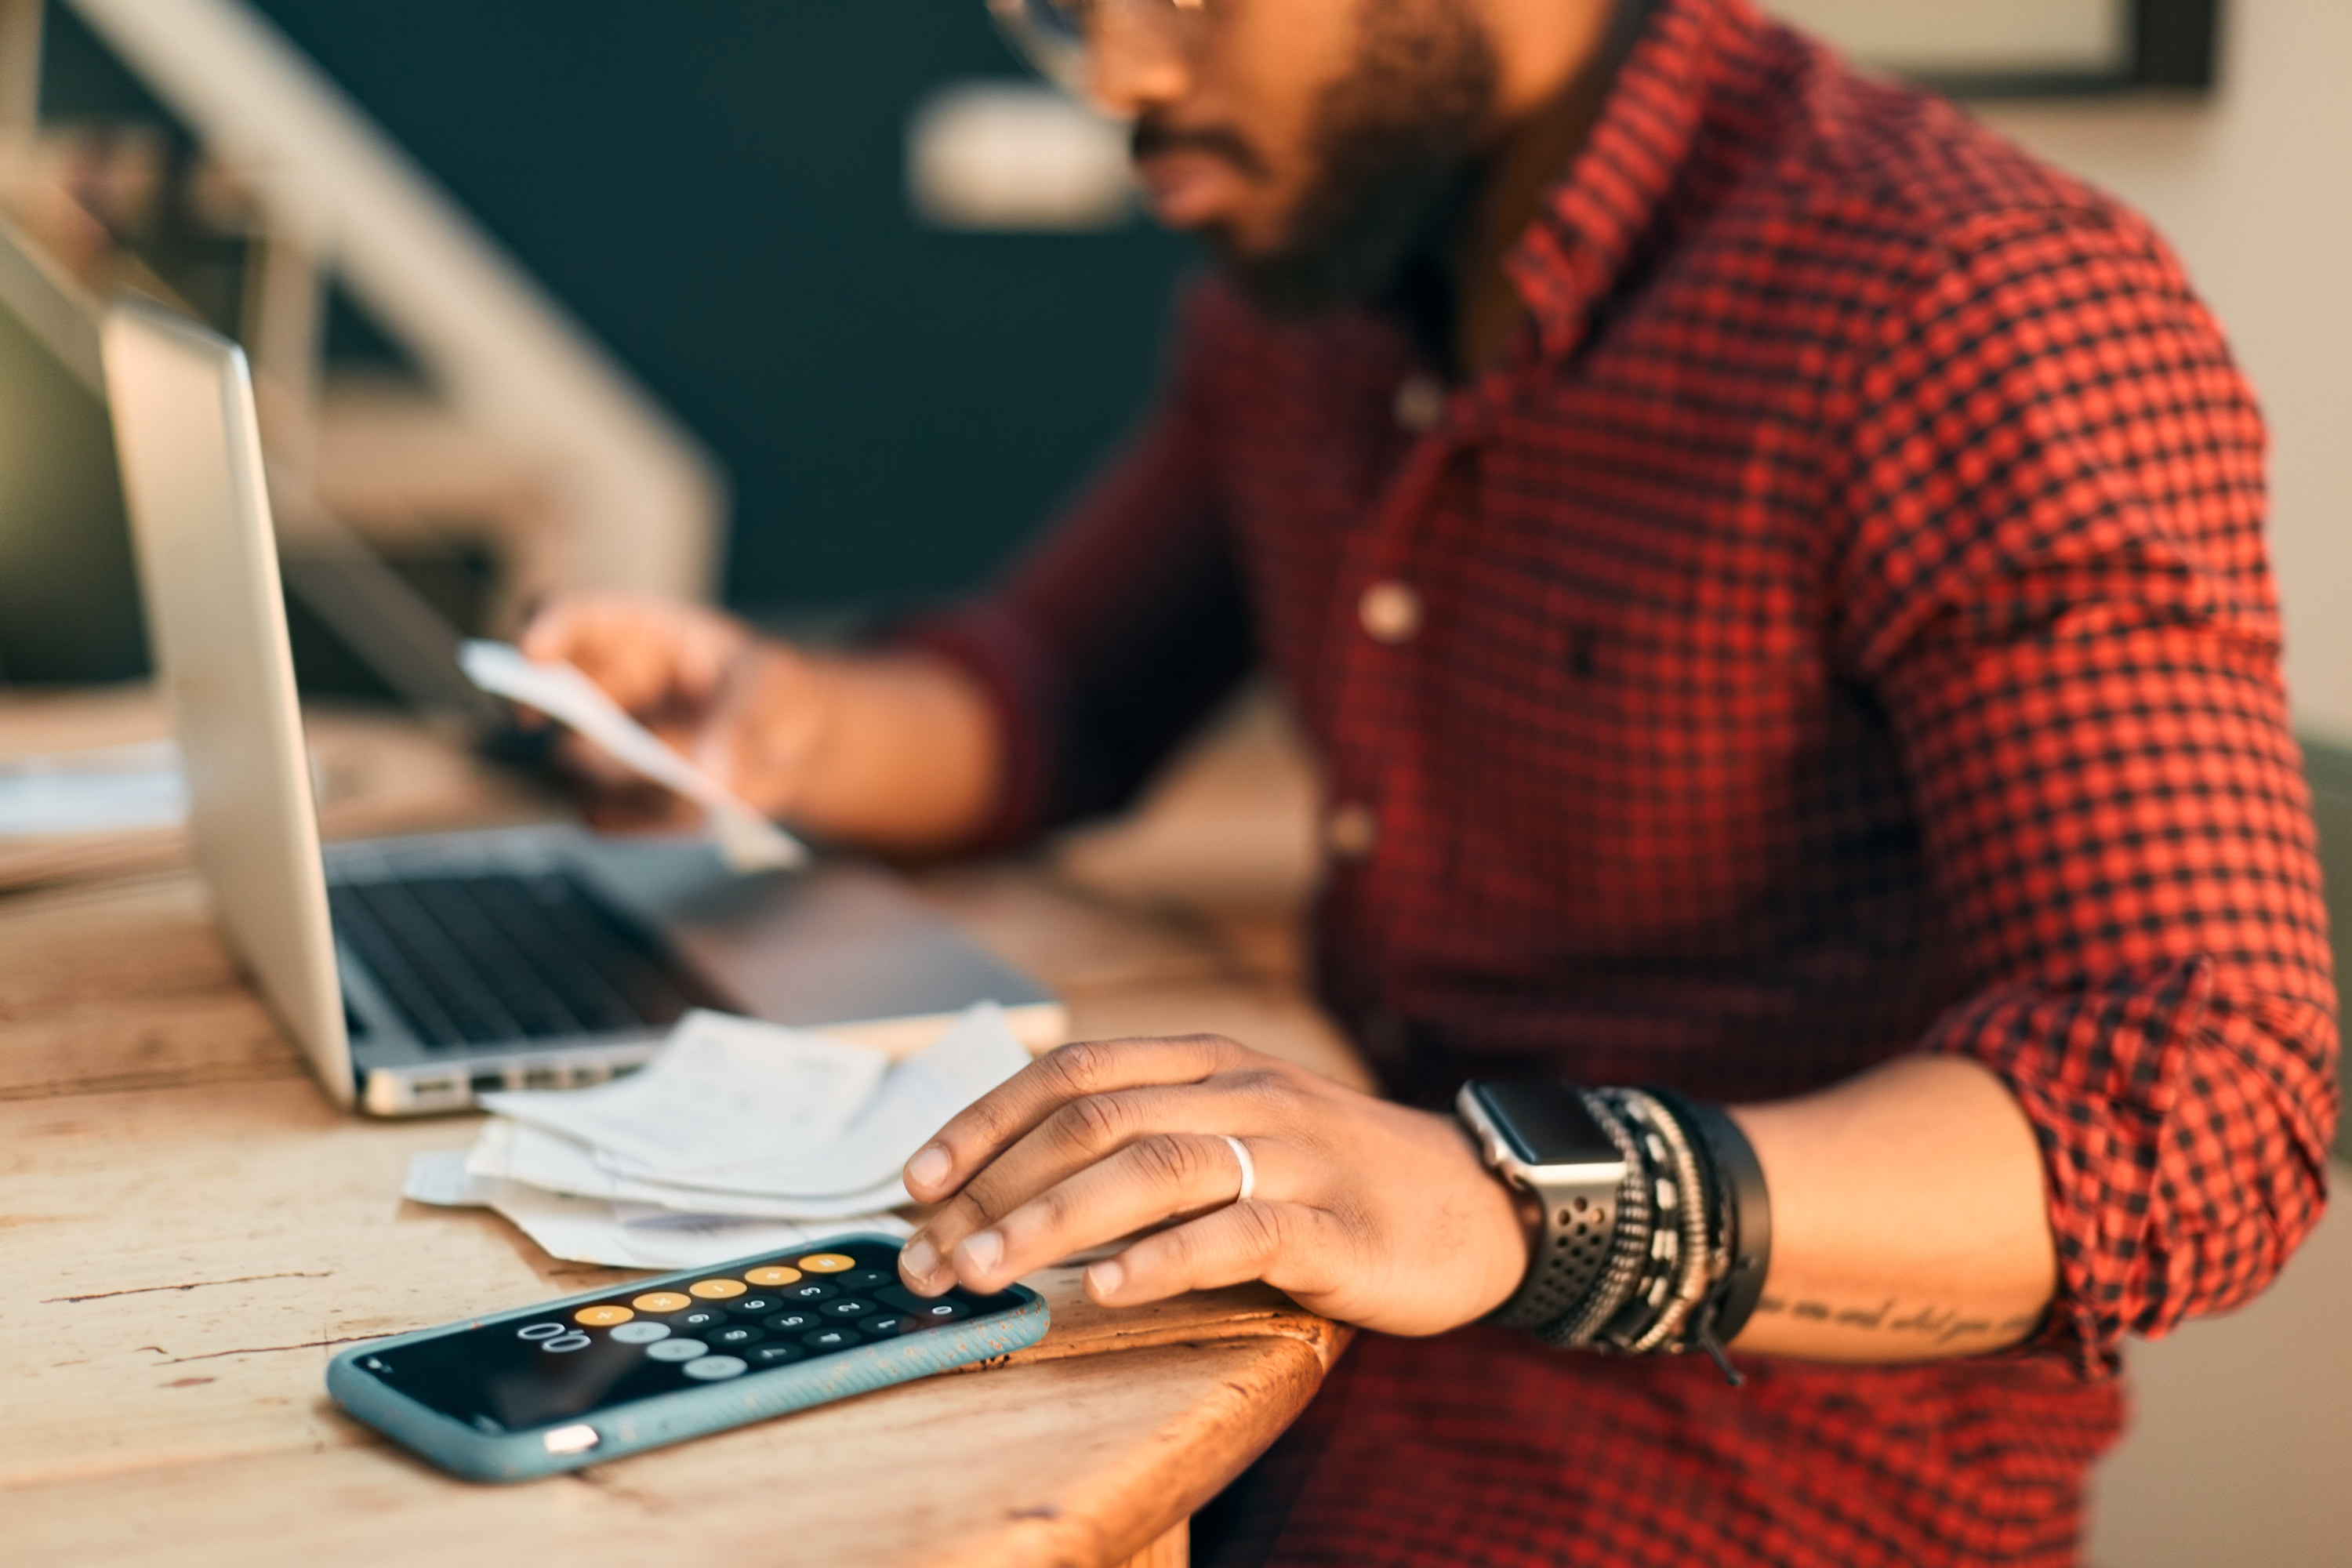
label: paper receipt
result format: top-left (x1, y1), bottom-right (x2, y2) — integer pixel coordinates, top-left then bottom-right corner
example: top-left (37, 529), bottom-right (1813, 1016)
top-left (460, 640), bottom-right (807, 872)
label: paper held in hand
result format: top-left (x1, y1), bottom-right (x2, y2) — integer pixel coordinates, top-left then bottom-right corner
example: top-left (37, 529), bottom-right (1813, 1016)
top-left (459, 639), bottom-right (807, 873)
top-left (404, 1003), bottom-right (1035, 1268)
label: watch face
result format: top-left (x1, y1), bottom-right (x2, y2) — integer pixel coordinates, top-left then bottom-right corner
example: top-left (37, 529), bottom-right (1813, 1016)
top-left (1472, 1082), bottom-right (1621, 1167)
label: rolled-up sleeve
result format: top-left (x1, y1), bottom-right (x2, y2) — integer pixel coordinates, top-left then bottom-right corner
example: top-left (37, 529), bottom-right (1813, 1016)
top-left (901, 290), bottom-right (1256, 851)
top-left (1834, 212), bottom-right (2339, 1374)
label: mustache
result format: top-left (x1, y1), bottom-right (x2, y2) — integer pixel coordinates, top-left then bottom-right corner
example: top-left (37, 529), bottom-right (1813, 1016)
top-left (1130, 114), bottom-right (1272, 182)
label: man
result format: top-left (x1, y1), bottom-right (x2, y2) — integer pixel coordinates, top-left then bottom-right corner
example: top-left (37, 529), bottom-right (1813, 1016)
top-left (524, 0), bottom-right (2338, 1561)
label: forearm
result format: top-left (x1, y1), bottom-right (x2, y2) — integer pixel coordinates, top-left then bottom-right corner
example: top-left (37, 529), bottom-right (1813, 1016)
top-left (764, 649), bottom-right (1004, 856)
top-left (1726, 1054), bottom-right (2055, 1362)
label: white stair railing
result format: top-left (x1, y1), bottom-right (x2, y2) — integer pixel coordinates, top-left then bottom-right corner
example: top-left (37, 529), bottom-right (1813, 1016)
top-left (64, 0), bottom-right (728, 603)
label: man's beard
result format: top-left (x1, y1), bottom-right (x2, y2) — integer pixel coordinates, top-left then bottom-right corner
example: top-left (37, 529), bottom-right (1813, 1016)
top-left (1196, 0), bottom-right (1500, 319)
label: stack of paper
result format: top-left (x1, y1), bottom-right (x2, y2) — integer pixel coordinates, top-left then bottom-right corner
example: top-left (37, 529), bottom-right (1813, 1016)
top-left (403, 1003), bottom-right (1033, 1268)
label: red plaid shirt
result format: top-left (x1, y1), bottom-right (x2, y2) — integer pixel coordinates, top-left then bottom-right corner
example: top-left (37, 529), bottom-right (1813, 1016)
top-left (916, 0), bottom-right (2339, 1560)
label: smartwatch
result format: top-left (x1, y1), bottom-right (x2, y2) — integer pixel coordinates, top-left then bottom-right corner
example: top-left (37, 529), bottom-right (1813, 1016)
top-left (1455, 1081), bottom-right (1632, 1331)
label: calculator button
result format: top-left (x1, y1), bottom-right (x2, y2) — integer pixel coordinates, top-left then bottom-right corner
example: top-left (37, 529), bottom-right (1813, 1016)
top-left (631, 1292), bottom-right (692, 1314)
top-left (821, 1298), bottom-right (876, 1319)
top-left (541, 1332), bottom-right (593, 1353)
top-left (574, 1305), bottom-right (633, 1327)
top-left (609, 1320), bottom-right (672, 1345)
top-left (785, 1282), bottom-right (838, 1303)
top-left (859, 1314), bottom-right (910, 1337)
top-left (798, 1253), bottom-right (856, 1273)
top-left (744, 1266), bottom-right (803, 1287)
top-left (682, 1356), bottom-right (747, 1380)
top-left (746, 1343), bottom-right (806, 1367)
top-left (688, 1278), bottom-right (748, 1299)
top-left (877, 1285), bottom-right (969, 1319)
top-left (670, 1307), bottom-right (726, 1330)
top-left (705, 1323), bottom-right (765, 1349)
top-left (761, 1310), bottom-right (822, 1334)
top-left (800, 1327), bottom-right (860, 1352)
top-left (840, 1268), bottom-right (891, 1290)
top-left (516, 1321), bottom-right (568, 1341)
top-left (911, 1299), bottom-right (968, 1324)
top-left (646, 1338), bottom-right (708, 1362)
top-left (724, 1295), bottom-right (784, 1317)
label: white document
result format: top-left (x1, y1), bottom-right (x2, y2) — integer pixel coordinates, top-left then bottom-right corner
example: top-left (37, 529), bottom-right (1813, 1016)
top-left (403, 1148), bottom-right (496, 1207)
top-left (402, 1149), bottom-right (907, 1269)
top-left (479, 1009), bottom-right (889, 1173)
top-left (466, 1116), bottom-right (912, 1219)
top-left (459, 639), bottom-right (807, 873)
top-left (597, 1002), bottom-right (1033, 1199)
top-left (0, 739), bottom-right (187, 837)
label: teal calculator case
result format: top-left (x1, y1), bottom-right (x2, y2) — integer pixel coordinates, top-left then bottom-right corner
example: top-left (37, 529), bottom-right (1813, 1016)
top-left (326, 1235), bottom-right (1048, 1483)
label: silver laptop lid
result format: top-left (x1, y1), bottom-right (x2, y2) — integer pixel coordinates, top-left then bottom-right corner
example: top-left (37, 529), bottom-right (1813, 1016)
top-left (102, 296), bottom-right (354, 1107)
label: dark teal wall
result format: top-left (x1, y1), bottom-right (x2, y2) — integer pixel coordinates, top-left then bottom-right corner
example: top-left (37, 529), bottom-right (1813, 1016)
top-left (238, 0), bottom-right (1195, 620)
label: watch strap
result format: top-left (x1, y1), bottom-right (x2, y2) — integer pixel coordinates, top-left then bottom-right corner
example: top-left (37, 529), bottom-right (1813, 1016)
top-left (1477, 1088), bottom-right (1634, 1331)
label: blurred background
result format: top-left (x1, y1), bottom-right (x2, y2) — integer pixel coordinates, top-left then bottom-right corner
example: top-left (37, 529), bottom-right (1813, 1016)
top-left (0, 3), bottom-right (2343, 1560)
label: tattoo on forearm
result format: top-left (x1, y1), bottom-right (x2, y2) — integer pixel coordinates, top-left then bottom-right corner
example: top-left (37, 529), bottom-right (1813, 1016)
top-left (1753, 1295), bottom-right (2041, 1344)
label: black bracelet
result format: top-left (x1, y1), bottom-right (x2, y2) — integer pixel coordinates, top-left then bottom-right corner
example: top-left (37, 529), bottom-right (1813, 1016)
top-left (1536, 1093), bottom-right (1653, 1348)
top-left (1649, 1089), bottom-right (1773, 1378)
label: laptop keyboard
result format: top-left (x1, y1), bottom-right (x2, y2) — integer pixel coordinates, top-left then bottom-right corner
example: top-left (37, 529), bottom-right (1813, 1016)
top-left (329, 871), bottom-right (708, 1048)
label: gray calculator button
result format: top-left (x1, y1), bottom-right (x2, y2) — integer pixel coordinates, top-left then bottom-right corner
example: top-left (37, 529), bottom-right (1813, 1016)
top-left (682, 1355), bottom-right (747, 1380)
top-left (646, 1338), bottom-right (707, 1362)
top-left (609, 1321), bottom-right (671, 1345)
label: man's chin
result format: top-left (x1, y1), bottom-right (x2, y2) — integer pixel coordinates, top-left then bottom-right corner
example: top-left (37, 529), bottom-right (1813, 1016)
top-left (1203, 229), bottom-right (1396, 322)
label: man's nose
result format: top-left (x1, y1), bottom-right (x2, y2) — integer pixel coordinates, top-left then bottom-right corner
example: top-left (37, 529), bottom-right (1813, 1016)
top-left (1087, 0), bottom-right (1195, 119)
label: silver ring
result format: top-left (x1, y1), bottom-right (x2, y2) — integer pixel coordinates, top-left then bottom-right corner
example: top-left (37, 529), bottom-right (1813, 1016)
top-left (1218, 1134), bottom-right (1256, 1204)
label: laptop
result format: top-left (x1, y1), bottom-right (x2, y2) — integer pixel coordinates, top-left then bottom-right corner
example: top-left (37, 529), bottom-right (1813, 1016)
top-left (99, 296), bottom-right (1064, 1116)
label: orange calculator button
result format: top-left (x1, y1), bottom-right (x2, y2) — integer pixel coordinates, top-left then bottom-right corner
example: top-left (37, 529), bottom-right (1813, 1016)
top-left (688, 1278), bottom-right (749, 1299)
top-left (745, 1266), bottom-right (803, 1287)
top-left (574, 1305), bottom-right (634, 1327)
top-left (798, 1253), bottom-right (856, 1273)
top-left (631, 1292), bottom-right (692, 1314)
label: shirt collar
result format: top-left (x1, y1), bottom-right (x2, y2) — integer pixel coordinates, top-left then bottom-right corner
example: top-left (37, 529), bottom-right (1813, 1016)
top-left (1504, 0), bottom-right (1751, 364)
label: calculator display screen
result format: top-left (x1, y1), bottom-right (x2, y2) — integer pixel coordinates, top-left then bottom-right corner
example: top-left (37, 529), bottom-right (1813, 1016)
top-left (352, 1240), bottom-right (1023, 1434)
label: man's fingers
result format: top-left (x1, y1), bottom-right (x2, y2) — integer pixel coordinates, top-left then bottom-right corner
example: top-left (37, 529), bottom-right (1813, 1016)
top-left (917, 1080), bottom-right (1244, 1247)
top-left (903, 1035), bottom-right (1254, 1202)
top-left (921, 1131), bottom-right (1269, 1295)
top-left (1085, 1200), bottom-right (1342, 1308)
top-left (517, 593), bottom-right (747, 721)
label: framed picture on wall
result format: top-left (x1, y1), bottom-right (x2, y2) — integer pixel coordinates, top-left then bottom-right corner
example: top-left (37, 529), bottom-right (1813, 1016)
top-left (1768, 0), bottom-right (2220, 96)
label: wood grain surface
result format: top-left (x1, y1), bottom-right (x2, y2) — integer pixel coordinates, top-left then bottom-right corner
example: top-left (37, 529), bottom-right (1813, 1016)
top-left (2, 691), bottom-right (1354, 1566)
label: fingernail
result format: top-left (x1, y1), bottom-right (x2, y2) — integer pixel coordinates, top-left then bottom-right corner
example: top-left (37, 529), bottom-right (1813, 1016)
top-left (901, 1236), bottom-right (938, 1283)
top-left (906, 1145), bottom-right (951, 1194)
top-left (956, 1230), bottom-right (1003, 1276)
top-left (1087, 1259), bottom-right (1124, 1299)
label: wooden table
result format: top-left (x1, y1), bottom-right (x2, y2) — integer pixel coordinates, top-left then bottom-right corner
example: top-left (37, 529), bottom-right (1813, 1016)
top-left (1, 688), bottom-right (1363, 1566)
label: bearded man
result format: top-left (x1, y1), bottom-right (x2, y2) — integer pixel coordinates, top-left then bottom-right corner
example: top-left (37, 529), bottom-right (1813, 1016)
top-left (524, 1), bottom-right (2339, 1562)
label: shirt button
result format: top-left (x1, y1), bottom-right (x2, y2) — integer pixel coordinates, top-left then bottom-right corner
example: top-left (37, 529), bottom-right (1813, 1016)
top-left (1393, 374), bottom-right (1446, 434)
top-left (1359, 581), bottom-right (1422, 645)
top-left (1326, 803), bottom-right (1380, 862)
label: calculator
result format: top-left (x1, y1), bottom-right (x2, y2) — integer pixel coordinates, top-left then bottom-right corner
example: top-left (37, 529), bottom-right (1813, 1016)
top-left (327, 1235), bottom-right (1047, 1481)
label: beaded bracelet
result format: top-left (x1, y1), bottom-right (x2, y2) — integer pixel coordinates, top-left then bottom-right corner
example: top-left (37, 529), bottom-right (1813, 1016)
top-left (1527, 1087), bottom-right (1770, 1385)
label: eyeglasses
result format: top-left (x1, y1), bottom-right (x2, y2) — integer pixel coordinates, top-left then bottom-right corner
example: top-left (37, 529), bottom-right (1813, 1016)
top-left (985, 0), bottom-right (1208, 96)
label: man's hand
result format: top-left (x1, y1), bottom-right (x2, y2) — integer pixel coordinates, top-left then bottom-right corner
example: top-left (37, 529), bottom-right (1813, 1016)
top-left (517, 593), bottom-right (996, 851)
top-left (517, 592), bottom-right (836, 823)
top-left (896, 1035), bottom-right (1537, 1336)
